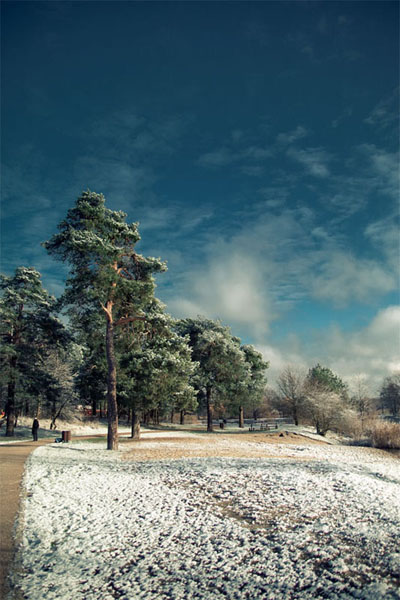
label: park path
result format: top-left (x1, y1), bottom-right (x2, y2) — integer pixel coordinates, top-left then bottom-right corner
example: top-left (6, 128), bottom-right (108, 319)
top-left (0, 433), bottom-right (110, 599)
top-left (0, 439), bottom-right (54, 599)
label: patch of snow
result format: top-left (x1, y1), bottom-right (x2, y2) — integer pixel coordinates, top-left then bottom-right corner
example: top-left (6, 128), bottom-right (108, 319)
top-left (11, 441), bottom-right (400, 599)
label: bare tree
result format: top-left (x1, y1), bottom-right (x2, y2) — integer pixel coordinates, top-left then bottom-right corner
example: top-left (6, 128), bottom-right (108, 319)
top-left (276, 366), bottom-right (306, 426)
top-left (350, 375), bottom-right (373, 430)
top-left (303, 382), bottom-right (344, 436)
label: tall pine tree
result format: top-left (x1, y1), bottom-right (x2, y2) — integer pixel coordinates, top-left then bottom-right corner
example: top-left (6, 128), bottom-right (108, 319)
top-left (44, 191), bottom-right (166, 449)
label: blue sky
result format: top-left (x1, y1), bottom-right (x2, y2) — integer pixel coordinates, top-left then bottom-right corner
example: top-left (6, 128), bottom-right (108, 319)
top-left (1, 1), bottom-right (399, 391)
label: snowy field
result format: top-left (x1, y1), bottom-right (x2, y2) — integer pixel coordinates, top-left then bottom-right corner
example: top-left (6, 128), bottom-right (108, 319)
top-left (0, 418), bottom-right (133, 444)
top-left (11, 435), bottom-right (400, 600)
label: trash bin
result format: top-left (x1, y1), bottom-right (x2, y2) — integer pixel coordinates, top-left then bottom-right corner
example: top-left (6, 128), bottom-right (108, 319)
top-left (62, 430), bottom-right (72, 442)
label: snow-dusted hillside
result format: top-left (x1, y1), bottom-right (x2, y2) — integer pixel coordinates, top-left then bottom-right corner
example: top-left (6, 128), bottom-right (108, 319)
top-left (11, 435), bottom-right (400, 599)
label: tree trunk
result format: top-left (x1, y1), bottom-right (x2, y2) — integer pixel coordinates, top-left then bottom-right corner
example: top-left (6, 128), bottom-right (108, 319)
top-left (6, 357), bottom-right (17, 437)
top-left (207, 386), bottom-right (213, 432)
top-left (180, 410), bottom-right (185, 425)
top-left (105, 317), bottom-right (118, 450)
top-left (170, 410), bottom-right (174, 424)
top-left (92, 398), bottom-right (97, 417)
top-left (51, 399), bottom-right (57, 426)
top-left (239, 405), bottom-right (244, 428)
top-left (131, 410), bottom-right (141, 439)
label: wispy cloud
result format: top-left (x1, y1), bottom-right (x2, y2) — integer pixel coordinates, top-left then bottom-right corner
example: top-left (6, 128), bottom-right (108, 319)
top-left (364, 88), bottom-right (399, 130)
top-left (332, 106), bottom-right (353, 128)
top-left (197, 147), bottom-right (236, 168)
top-left (197, 139), bottom-right (273, 171)
top-left (286, 146), bottom-right (331, 178)
top-left (307, 251), bottom-right (396, 307)
top-left (276, 126), bottom-right (308, 145)
top-left (87, 110), bottom-right (189, 161)
top-left (358, 144), bottom-right (400, 200)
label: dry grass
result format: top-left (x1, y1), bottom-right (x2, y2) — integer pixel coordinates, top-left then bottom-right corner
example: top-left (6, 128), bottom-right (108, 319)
top-left (123, 431), bottom-right (326, 461)
top-left (369, 421), bottom-right (400, 449)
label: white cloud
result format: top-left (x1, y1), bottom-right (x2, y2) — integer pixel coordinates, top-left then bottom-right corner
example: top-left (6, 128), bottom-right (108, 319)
top-left (323, 306), bottom-right (400, 393)
top-left (365, 214), bottom-right (399, 267)
top-left (358, 144), bottom-right (399, 198)
top-left (364, 88), bottom-right (399, 129)
top-left (167, 253), bottom-right (274, 336)
top-left (197, 147), bottom-right (236, 168)
top-left (165, 205), bottom-right (396, 329)
top-left (308, 251), bottom-right (397, 306)
top-left (255, 343), bottom-right (308, 384)
top-left (276, 126), bottom-right (308, 145)
top-left (286, 147), bottom-right (330, 178)
top-left (256, 306), bottom-right (400, 394)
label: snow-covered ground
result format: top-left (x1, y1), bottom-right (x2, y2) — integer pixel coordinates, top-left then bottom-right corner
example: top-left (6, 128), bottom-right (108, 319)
top-left (11, 435), bottom-right (400, 600)
top-left (0, 418), bottom-right (133, 444)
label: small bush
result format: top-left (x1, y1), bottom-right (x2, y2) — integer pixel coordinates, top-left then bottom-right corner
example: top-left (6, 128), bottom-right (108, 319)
top-left (369, 421), bottom-right (400, 449)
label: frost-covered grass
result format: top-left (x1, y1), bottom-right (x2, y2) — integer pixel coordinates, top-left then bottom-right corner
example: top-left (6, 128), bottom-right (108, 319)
top-left (11, 436), bottom-right (400, 600)
top-left (0, 418), bottom-right (133, 444)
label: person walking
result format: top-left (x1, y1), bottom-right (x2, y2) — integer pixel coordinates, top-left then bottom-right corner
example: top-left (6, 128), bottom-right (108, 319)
top-left (32, 418), bottom-right (39, 441)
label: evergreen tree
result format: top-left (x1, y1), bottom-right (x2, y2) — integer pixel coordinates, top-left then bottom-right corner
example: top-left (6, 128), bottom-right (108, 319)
top-left (380, 374), bottom-right (400, 416)
top-left (121, 303), bottom-right (197, 438)
top-left (240, 345), bottom-right (269, 424)
top-left (307, 364), bottom-right (348, 399)
top-left (176, 318), bottom-right (248, 431)
top-left (44, 191), bottom-right (166, 449)
top-left (74, 311), bottom-right (107, 418)
top-left (0, 267), bottom-right (68, 436)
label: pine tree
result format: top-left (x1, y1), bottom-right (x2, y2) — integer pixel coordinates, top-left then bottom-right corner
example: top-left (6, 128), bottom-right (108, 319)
top-left (176, 318), bottom-right (248, 431)
top-left (120, 301), bottom-right (197, 438)
top-left (0, 267), bottom-right (68, 435)
top-left (44, 191), bottom-right (166, 449)
top-left (234, 345), bottom-right (269, 426)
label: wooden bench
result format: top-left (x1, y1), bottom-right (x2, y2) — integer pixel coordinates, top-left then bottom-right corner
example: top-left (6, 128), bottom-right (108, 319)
top-left (249, 423), bottom-right (269, 431)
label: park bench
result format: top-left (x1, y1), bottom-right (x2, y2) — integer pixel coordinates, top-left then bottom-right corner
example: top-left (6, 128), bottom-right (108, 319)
top-left (249, 422), bottom-right (269, 431)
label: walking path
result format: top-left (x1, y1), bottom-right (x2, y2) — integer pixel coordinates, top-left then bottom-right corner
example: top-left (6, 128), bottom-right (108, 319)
top-left (0, 439), bottom-right (52, 599)
top-left (0, 432), bottom-right (110, 599)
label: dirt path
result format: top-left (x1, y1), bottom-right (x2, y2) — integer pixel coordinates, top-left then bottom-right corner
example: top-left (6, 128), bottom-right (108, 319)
top-left (0, 440), bottom-right (53, 599)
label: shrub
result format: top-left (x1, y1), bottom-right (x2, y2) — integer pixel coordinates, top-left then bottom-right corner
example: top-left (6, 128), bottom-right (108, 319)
top-left (369, 421), bottom-right (400, 449)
